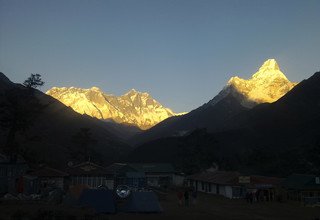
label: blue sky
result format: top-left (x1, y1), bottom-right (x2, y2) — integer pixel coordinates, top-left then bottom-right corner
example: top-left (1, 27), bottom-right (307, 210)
top-left (1, 0), bottom-right (319, 112)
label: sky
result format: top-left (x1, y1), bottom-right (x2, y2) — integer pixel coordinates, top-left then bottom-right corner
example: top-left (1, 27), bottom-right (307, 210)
top-left (0, 0), bottom-right (319, 112)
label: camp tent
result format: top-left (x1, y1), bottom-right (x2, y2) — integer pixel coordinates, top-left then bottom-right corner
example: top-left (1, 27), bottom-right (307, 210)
top-left (122, 191), bottom-right (162, 213)
top-left (63, 184), bottom-right (89, 207)
top-left (78, 188), bottom-right (116, 213)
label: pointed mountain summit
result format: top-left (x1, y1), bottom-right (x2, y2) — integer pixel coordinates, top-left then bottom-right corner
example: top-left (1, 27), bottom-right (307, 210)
top-left (133, 59), bottom-right (298, 145)
top-left (211, 59), bottom-right (297, 107)
top-left (46, 87), bottom-right (182, 129)
top-left (253, 59), bottom-right (286, 80)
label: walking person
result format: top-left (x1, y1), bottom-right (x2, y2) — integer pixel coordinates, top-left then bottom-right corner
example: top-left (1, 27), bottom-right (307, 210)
top-left (184, 189), bottom-right (189, 207)
top-left (191, 189), bottom-right (197, 205)
top-left (177, 190), bottom-right (183, 206)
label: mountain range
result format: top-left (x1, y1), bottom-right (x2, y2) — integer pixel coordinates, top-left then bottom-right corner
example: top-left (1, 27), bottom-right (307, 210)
top-left (46, 87), bottom-right (184, 130)
top-left (132, 59), bottom-right (297, 145)
top-left (128, 71), bottom-right (320, 176)
top-left (1, 58), bottom-right (319, 176)
top-left (0, 72), bottom-right (131, 168)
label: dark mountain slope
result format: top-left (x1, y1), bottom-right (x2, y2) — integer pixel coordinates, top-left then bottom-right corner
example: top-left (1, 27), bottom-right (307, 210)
top-left (132, 88), bottom-right (248, 145)
top-left (0, 73), bottom-right (131, 168)
top-left (128, 72), bottom-right (320, 176)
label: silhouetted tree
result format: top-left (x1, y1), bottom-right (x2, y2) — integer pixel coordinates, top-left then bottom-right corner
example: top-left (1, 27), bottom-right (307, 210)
top-left (23, 73), bottom-right (44, 89)
top-left (72, 128), bottom-right (97, 162)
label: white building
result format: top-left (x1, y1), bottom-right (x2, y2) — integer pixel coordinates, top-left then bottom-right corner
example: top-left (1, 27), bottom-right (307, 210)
top-left (186, 171), bottom-right (244, 199)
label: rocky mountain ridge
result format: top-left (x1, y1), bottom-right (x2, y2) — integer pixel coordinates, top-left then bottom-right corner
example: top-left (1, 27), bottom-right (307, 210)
top-left (132, 59), bottom-right (298, 145)
top-left (209, 59), bottom-right (297, 108)
top-left (46, 87), bottom-right (183, 130)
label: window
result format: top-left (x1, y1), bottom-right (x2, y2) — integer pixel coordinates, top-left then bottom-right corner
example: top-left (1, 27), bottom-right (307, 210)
top-left (201, 182), bottom-right (204, 191)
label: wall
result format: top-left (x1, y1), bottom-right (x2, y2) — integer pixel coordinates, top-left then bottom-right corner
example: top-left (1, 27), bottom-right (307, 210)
top-left (71, 176), bottom-right (108, 188)
top-left (173, 174), bottom-right (185, 186)
top-left (225, 186), bottom-right (233, 199)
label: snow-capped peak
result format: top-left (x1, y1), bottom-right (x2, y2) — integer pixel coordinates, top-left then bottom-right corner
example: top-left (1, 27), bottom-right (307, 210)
top-left (252, 58), bottom-right (288, 81)
top-left (90, 86), bottom-right (102, 92)
top-left (259, 59), bottom-right (280, 71)
top-left (46, 86), bottom-right (183, 129)
top-left (212, 59), bottom-right (297, 108)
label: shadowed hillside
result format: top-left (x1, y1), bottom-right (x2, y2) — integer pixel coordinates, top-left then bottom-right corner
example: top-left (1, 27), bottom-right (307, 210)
top-left (0, 72), bottom-right (131, 168)
top-left (128, 72), bottom-right (320, 176)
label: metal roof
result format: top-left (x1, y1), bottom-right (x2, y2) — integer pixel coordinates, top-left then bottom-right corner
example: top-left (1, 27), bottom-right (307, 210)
top-left (29, 166), bottom-right (69, 177)
top-left (187, 171), bottom-right (240, 185)
top-left (67, 161), bottom-right (112, 176)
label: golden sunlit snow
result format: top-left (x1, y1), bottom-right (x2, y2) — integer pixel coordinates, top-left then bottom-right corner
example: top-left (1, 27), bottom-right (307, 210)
top-left (46, 87), bottom-right (184, 129)
top-left (227, 59), bottom-right (297, 106)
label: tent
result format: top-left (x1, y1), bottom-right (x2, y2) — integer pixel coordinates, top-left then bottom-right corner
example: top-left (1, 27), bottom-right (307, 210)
top-left (78, 188), bottom-right (116, 213)
top-left (122, 191), bottom-right (163, 213)
top-left (63, 184), bottom-right (89, 207)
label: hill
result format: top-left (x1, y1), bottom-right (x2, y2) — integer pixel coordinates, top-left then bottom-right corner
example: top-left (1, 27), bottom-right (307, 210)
top-left (128, 72), bottom-right (320, 176)
top-left (0, 73), bottom-right (131, 168)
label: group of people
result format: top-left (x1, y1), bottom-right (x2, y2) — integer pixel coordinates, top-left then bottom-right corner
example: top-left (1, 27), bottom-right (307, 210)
top-left (246, 189), bottom-right (275, 204)
top-left (177, 188), bottom-right (197, 206)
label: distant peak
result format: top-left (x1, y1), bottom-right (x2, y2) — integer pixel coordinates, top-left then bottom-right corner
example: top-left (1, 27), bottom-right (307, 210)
top-left (252, 58), bottom-right (288, 80)
top-left (258, 59), bottom-right (280, 71)
top-left (224, 59), bottom-right (296, 106)
top-left (90, 86), bottom-right (102, 92)
top-left (125, 88), bottom-right (144, 96)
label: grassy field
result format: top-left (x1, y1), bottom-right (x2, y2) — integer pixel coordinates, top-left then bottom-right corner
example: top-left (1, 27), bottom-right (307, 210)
top-left (0, 191), bottom-right (319, 220)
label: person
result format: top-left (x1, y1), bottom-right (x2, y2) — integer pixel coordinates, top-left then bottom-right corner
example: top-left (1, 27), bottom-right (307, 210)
top-left (177, 190), bottom-right (183, 206)
top-left (249, 192), bottom-right (253, 204)
top-left (246, 192), bottom-right (250, 203)
top-left (191, 189), bottom-right (197, 205)
top-left (184, 189), bottom-right (189, 207)
top-left (255, 190), bottom-right (260, 202)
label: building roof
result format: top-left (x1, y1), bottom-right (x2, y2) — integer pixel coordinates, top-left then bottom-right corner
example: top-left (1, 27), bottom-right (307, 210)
top-left (67, 161), bottom-right (112, 176)
top-left (0, 153), bottom-right (26, 164)
top-left (126, 172), bottom-right (146, 178)
top-left (106, 163), bottom-right (176, 174)
top-left (282, 174), bottom-right (320, 190)
top-left (127, 163), bottom-right (176, 173)
top-left (105, 163), bottom-right (129, 173)
top-left (29, 167), bottom-right (69, 177)
top-left (245, 175), bottom-right (284, 188)
top-left (187, 171), bottom-right (240, 185)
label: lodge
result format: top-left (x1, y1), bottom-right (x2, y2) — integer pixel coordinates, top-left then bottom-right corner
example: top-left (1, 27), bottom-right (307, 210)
top-left (66, 161), bottom-right (114, 189)
top-left (106, 162), bottom-right (184, 188)
top-left (282, 174), bottom-right (320, 205)
top-left (186, 170), bottom-right (283, 200)
top-left (186, 171), bottom-right (242, 198)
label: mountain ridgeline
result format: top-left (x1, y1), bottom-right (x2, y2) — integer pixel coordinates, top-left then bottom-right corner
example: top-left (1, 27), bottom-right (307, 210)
top-left (46, 87), bottom-right (184, 130)
top-left (128, 71), bottom-right (320, 176)
top-left (0, 73), bottom-right (131, 168)
top-left (132, 59), bottom-right (297, 145)
top-left (1, 58), bottom-right (319, 176)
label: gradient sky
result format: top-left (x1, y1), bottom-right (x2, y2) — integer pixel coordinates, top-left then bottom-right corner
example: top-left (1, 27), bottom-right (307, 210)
top-left (1, 0), bottom-right (319, 112)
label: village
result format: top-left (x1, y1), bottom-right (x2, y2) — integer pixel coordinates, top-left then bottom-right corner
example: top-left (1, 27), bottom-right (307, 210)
top-left (0, 153), bottom-right (319, 219)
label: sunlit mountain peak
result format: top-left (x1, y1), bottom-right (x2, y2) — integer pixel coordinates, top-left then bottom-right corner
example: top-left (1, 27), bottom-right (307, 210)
top-left (211, 59), bottom-right (297, 108)
top-left (259, 58), bottom-right (280, 71)
top-left (252, 58), bottom-right (288, 81)
top-left (46, 86), bottom-right (183, 129)
top-left (90, 86), bottom-right (102, 92)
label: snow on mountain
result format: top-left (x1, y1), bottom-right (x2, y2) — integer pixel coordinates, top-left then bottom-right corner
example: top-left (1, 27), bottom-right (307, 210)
top-left (209, 59), bottom-right (297, 108)
top-left (46, 87), bottom-right (183, 129)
